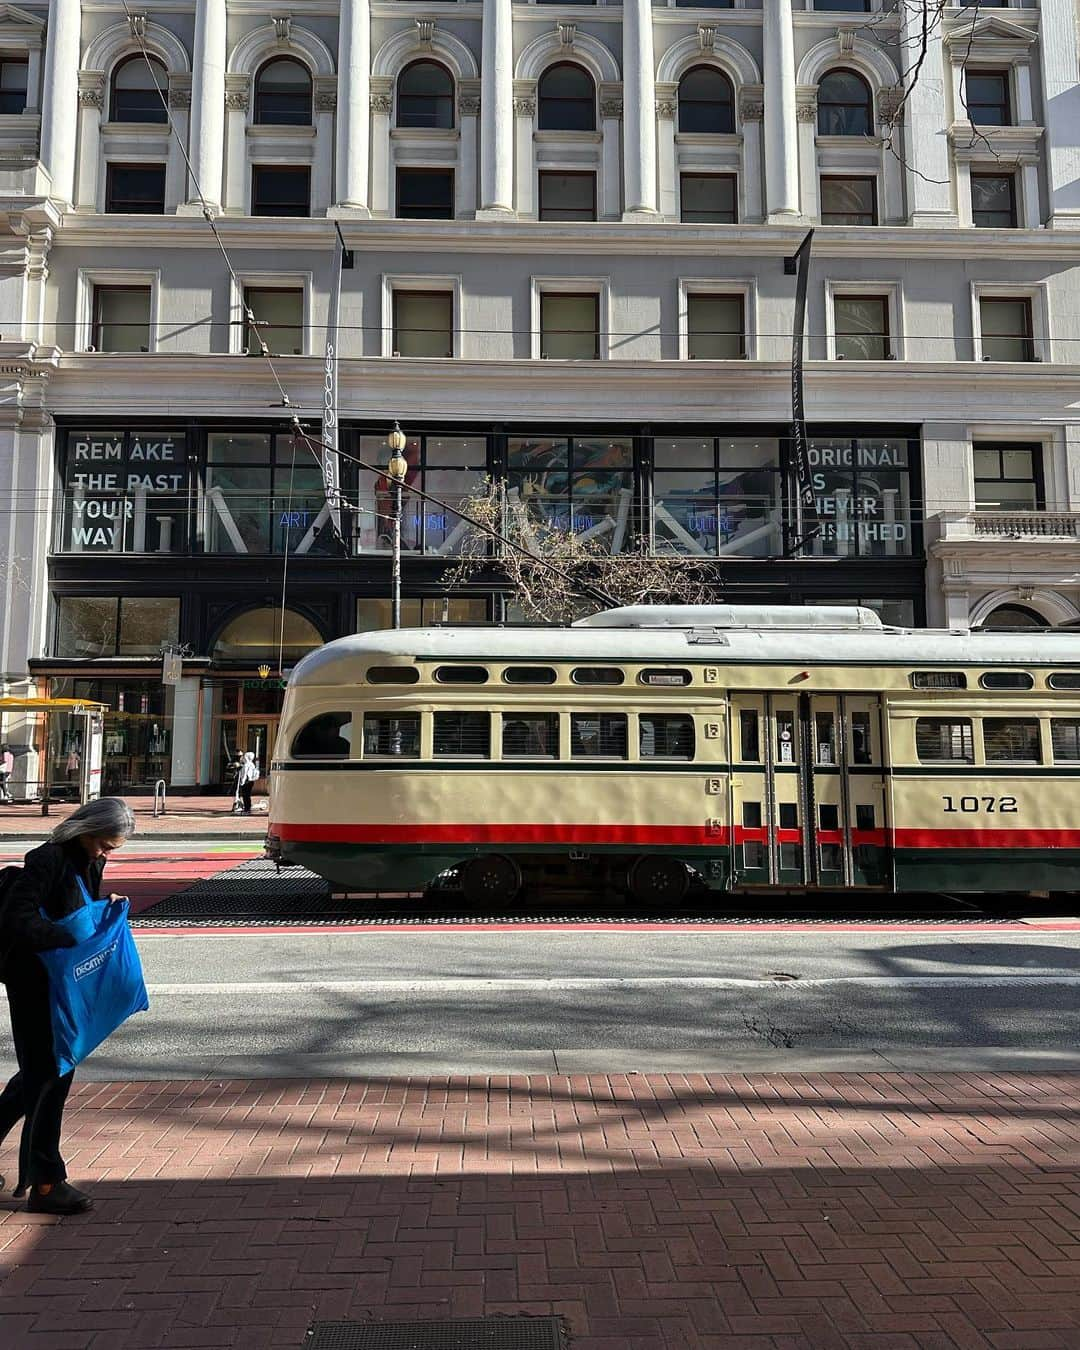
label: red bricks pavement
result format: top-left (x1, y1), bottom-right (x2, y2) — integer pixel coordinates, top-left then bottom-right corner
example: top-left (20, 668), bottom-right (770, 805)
top-left (1, 1073), bottom-right (1079, 1349)
top-left (0, 797), bottom-right (267, 838)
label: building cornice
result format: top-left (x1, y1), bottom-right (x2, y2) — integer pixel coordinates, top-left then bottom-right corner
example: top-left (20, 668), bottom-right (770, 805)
top-left (30, 213), bottom-right (1080, 261)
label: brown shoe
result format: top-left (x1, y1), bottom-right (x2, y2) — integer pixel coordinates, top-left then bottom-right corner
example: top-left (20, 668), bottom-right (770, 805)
top-left (27, 1181), bottom-right (93, 1215)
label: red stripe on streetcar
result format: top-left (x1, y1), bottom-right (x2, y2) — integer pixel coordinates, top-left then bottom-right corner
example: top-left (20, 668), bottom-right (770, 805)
top-left (277, 822), bottom-right (729, 846)
top-left (892, 827), bottom-right (1080, 849)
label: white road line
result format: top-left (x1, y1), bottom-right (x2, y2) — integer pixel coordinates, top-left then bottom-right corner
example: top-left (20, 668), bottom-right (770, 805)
top-left (139, 974), bottom-right (1080, 994)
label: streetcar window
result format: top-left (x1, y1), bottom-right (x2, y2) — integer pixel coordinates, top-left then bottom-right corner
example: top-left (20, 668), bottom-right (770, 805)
top-left (366, 666), bottom-right (419, 685)
top-left (980, 671), bottom-right (1034, 690)
top-left (984, 718), bottom-right (1041, 762)
top-left (779, 802), bottom-right (798, 830)
top-left (915, 718), bottom-right (974, 763)
top-left (742, 801), bottom-right (762, 828)
top-left (639, 714), bottom-right (694, 760)
top-left (776, 710), bottom-right (796, 763)
top-left (571, 667), bottom-right (624, 686)
top-left (363, 713), bottom-right (420, 758)
top-left (291, 711), bottom-right (351, 758)
top-left (571, 713), bottom-right (628, 759)
top-left (855, 803), bottom-right (876, 830)
top-left (819, 803), bottom-right (840, 830)
top-left (503, 712), bottom-right (559, 758)
top-left (739, 710), bottom-right (760, 762)
top-left (434, 665), bottom-right (488, 684)
top-left (639, 668), bottom-right (692, 687)
top-left (742, 842), bottom-right (764, 870)
top-left (779, 842), bottom-right (802, 871)
top-left (820, 843), bottom-right (843, 872)
top-left (433, 712), bottom-right (490, 758)
top-left (850, 711), bottom-right (873, 765)
top-left (1048, 673), bottom-right (1080, 690)
top-left (911, 672), bottom-right (967, 689)
top-left (503, 666), bottom-right (557, 685)
top-left (1051, 719), bottom-right (1080, 761)
top-left (814, 713), bottom-right (837, 766)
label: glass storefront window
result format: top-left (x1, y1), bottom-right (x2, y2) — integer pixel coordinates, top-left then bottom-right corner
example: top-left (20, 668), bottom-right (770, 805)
top-left (653, 438), bottom-right (782, 557)
top-left (353, 433), bottom-right (487, 556)
top-left (507, 437), bottom-right (634, 554)
top-left (204, 432), bottom-right (338, 555)
top-left (55, 596), bottom-right (179, 658)
top-left (211, 606), bottom-right (324, 662)
top-left (49, 677), bottom-right (173, 793)
top-left (59, 430), bottom-right (189, 555)
top-left (807, 437), bottom-right (912, 557)
top-left (355, 597), bottom-right (490, 631)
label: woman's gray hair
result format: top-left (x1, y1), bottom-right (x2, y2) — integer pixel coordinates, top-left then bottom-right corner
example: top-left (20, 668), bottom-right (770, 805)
top-left (50, 797), bottom-right (136, 844)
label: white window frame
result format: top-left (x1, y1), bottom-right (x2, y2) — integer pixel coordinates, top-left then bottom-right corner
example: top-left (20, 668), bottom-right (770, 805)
top-left (970, 281), bottom-right (1051, 363)
top-left (230, 272), bottom-right (313, 357)
top-left (0, 8), bottom-right (44, 115)
top-left (381, 273), bottom-right (462, 359)
top-left (677, 278), bottom-right (756, 362)
top-left (530, 276), bottom-right (610, 361)
top-left (818, 171), bottom-right (882, 226)
top-left (76, 268), bottom-right (160, 354)
top-left (825, 279), bottom-right (904, 362)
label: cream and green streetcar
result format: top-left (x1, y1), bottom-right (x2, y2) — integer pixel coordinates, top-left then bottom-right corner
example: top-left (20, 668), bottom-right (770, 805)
top-left (267, 605), bottom-right (1080, 902)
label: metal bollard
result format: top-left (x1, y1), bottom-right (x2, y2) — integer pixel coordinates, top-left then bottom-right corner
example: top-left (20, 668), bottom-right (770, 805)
top-left (153, 779), bottom-right (167, 818)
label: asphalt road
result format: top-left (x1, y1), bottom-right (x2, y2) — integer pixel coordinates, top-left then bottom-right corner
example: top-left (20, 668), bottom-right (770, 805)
top-left (11, 925), bottom-right (1079, 1080)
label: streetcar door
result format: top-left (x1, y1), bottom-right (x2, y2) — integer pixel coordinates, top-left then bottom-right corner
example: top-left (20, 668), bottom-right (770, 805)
top-left (807, 693), bottom-right (888, 888)
top-left (728, 694), bottom-right (771, 885)
top-left (770, 695), bottom-right (807, 886)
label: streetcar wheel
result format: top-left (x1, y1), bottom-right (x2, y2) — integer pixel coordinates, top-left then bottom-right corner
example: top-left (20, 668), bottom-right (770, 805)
top-left (627, 855), bottom-right (690, 905)
top-left (460, 854), bottom-right (522, 905)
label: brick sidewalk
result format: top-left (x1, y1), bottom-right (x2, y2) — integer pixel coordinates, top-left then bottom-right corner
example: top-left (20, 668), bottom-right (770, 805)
top-left (0, 796), bottom-right (267, 838)
top-left (1, 1074), bottom-right (1078, 1349)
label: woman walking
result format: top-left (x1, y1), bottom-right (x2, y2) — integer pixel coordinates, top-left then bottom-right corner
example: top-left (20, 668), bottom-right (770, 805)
top-left (0, 797), bottom-right (135, 1214)
top-left (236, 750), bottom-right (259, 814)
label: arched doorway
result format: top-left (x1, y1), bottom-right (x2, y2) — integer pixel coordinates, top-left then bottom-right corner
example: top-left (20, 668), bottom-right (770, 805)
top-left (208, 606), bottom-right (325, 790)
top-left (977, 604), bottom-right (1048, 630)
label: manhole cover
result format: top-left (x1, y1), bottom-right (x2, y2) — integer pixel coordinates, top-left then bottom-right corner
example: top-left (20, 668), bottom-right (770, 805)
top-left (304, 1318), bottom-right (566, 1349)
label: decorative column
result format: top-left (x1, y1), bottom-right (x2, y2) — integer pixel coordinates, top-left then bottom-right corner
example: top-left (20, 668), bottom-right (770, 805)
top-left (739, 87), bottom-right (765, 224)
top-left (655, 84), bottom-right (677, 220)
top-left (622, 0), bottom-right (656, 218)
top-left (512, 81), bottom-right (535, 218)
top-left (479, 0), bottom-right (513, 216)
top-left (313, 76), bottom-right (337, 213)
top-left (456, 80), bottom-right (481, 219)
top-left (877, 86), bottom-right (904, 225)
top-left (223, 75), bottom-right (250, 214)
top-left (900, 0), bottom-right (956, 226)
top-left (74, 71), bottom-right (104, 212)
top-left (599, 83), bottom-right (622, 221)
top-left (40, 0), bottom-right (81, 205)
top-left (762, 0), bottom-right (800, 221)
top-left (369, 77), bottom-right (392, 216)
top-left (166, 75), bottom-right (191, 212)
top-left (334, 0), bottom-right (371, 214)
top-left (794, 87), bottom-right (817, 222)
top-left (181, 0), bottom-right (226, 214)
top-left (1040, 0), bottom-right (1080, 228)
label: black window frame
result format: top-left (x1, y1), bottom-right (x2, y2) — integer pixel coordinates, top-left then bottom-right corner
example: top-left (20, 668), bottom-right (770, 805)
top-left (395, 167), bottom-right (455, 220)
top-left (0, 54), bottom-right (28, 115)
top-left (109, 53), bottom-right (168, 124)
top-left (679, 173), bottom-right (737, 224)
top-left (817, 68), bottom-right (873, 137)
top-left (537, 62), bottom-right (596, 132)
top-left (971, 172), bottom-right (1017, 228)
top-left (253, 56), bottom-right (313, 126)
top-left (979, 296), bottom-right (1035, 362)
top-left (291, 712), bottom-right (352, 759)
top-left (833, 294), bottom-right (890, 361)
top-left (392, 289), bottom-right (454, 358)
top-left (538, 171), bottom-right (597, 222)
top-left (104, 162), bottom-right (166, 214)
top-left (242, 286), bottom-right (305, 357)
top-left (250, 165), bottom-right (311, 218)
top-left (639, 714), bottom-right (695, 760)
top-left (91, 284), bottom-right (152, 353)
top-left (396, 59), bottom-right (455, 130)
top-left (819, 175), bottom-right (877, 226)
top-left (973, 442), bottom-right (1044, 511)
top-left (678, 65), bottom-right (736, 135)
top-left (966, 69), bottom-right (1011, 126)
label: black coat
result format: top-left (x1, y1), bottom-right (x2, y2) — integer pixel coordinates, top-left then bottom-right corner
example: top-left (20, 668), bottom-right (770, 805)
top-left (0, 840), bottom-right (105, 976)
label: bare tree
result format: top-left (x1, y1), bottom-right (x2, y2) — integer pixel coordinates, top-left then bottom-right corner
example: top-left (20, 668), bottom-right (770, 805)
top-left (442, 479), bottom-right (725, 624)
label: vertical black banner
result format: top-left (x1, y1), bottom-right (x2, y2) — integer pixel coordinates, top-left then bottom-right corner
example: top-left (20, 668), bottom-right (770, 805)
top-left (786, 229), bottom-right (815, 555)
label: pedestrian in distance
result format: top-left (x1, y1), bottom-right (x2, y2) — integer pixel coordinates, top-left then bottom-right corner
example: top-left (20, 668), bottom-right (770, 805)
top-left (0, 745), bottom-right (13, 804)
top-left (236, 750), bottom-right (259, 815)
top-left (0, 796), bottom-right (136, 1214)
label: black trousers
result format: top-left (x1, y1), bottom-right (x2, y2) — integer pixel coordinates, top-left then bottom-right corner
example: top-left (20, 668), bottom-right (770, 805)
top-left (0, 958), bottom-right (73, 1190)
top-left (239, 782), bottom-right (253, 814)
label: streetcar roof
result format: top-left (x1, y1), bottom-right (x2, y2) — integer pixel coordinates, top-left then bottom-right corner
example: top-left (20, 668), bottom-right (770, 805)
top-left (288, 607), bottom-right (1080, 685)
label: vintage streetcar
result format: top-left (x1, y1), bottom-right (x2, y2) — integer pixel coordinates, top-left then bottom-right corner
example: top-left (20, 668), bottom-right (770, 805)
top-left (267, 605), bottom-right (1080, 901)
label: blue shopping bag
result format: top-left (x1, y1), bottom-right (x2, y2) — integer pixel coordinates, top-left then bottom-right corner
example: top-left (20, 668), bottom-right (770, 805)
top-left (37, 883), bottom-right (149, 1076)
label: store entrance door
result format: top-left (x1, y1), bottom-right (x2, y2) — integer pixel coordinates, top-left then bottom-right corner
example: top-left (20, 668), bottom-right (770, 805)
top-left (239, 718), bottom-right (275, 792)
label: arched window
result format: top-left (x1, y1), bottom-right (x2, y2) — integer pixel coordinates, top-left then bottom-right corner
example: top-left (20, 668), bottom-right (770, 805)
top-left (977, 605), bottom-right (1048, 630)
top-left (110, 54), bottom-right (168, 124)
top-left (678, 66), bottom-right (735, 134)
top-left (817, 69), bottom-right (873, 136)
top-left (537, 63), bottom-right (595, 132)
top-left (397, 60), bottom-right (454, 129)
top-left (212, 607), bottom-right (324, 662)
top-left (253, 56), bottom-right (312, 126)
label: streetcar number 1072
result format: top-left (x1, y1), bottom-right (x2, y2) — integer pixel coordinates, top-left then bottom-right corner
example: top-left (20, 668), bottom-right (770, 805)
top-left (942, 795), bottom-right (1018, 814)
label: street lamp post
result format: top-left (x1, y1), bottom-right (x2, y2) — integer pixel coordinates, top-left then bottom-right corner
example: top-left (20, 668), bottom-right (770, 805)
top-left (387, 422), bottom-right (408, 629)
